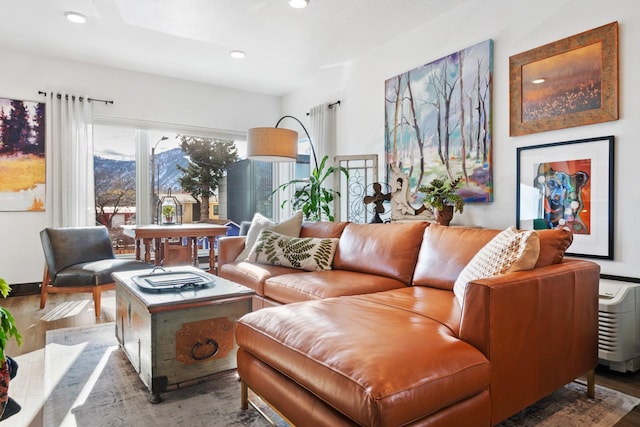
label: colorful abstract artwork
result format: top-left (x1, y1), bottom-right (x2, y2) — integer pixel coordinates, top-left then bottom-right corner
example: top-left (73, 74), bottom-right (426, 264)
top-left (534, 159), bottom-right (591, 234)
top-left (0, 97), bottom-right (46, 211)
top-left (517, 136), bottom-right (614, 260)
top-left (384, 39), bottom-right (493, 209)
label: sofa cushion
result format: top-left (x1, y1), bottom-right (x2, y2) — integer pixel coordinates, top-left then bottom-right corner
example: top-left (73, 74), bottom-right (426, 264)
top-left (535, 228), bottom-right (573, 268)
top-left (263, 270), bottom-right (407, 304)
top-left (299, 221), bottom-right (349, 238)
top-left (219, 262), bottom-right (306, 296)
top-left (332, 221), bottom-right (428, 285)
top-left (453, 227), bottom-right (540, 307)
top-left (236, 295), bottom-right (490, 426)
top-left (248, 230), bottom-right (339, 272)
top-left (412, 225), bottom-right (501, 290)
top-left (358, 286), bottom-right (462, 337)
top-left (235, 211), bottom-right (303, 262)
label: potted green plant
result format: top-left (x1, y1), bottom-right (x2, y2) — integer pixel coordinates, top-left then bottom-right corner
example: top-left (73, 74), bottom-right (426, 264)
top-left (162, 204), bottom-right (175, 224)
top-left (0, 277), bottom-right (22, 419)
top-left (417, 177), bottom-right (464, 226)
top-left (273, 155), bottom-right (349, 221)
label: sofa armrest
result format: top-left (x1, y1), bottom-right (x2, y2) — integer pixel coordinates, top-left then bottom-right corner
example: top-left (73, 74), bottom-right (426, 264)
top-left (218, 236), bottom-right (247, 267)
top-left (459, 259), bottom-right (600, 423)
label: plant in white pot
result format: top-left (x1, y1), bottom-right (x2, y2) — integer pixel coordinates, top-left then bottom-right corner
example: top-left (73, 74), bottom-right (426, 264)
top-left (0, 277), bottom-right (22, 419)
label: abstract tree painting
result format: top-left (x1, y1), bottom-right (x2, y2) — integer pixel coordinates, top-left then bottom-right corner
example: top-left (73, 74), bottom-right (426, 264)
top-left (0, 97), bottom-right (46, 211)
top-left (385, 39), bottom-right (493, 208)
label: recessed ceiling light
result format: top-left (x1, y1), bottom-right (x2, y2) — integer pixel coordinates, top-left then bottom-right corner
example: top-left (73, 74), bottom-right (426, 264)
top-left (65, 11), bottom-right (86, 24)
top-left (532, 78), bottom-right (546, 84)
top-left (289, 0), bottom-right (309, 9)
top-left (230, 50), bottom-right (246, 59)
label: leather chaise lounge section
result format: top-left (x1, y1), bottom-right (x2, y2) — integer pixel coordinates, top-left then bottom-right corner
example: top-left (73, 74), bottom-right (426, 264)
top-left (218, 222), bottom-right (600, 426)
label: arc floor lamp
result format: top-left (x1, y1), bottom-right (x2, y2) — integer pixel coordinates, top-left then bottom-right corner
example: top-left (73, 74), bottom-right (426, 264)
top-left (247, 115), bottom-right (319, 170)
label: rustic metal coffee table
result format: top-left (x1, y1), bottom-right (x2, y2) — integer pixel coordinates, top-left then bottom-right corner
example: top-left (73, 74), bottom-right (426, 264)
top-left (112, 266), bottom-right (254, 402)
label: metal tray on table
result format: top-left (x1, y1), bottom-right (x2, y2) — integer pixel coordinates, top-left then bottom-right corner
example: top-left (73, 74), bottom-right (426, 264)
top-left (131, 269), bottom-right (215, 292)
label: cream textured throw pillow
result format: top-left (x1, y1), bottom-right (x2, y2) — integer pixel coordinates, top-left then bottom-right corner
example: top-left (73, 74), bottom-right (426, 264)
top-left (234, 211), bottom-right (303, 262)
top-left (248, 230), bottom-right (339, 271)
top-left (453, 227), bottom-right (540, 307)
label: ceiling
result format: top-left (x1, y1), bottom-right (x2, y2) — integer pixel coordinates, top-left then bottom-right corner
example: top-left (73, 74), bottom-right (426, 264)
top-left (0, 0), bottom-right (465, 96)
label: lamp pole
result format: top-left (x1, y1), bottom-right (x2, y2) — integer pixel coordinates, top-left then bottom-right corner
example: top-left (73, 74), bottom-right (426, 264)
top-left (275, 115), bottom-right (319, 171)
top-left (151, 136), bottom-right (168, 221)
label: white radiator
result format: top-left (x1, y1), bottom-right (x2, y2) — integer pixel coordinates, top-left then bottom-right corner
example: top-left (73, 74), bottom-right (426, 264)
top-left (598, 279), bottom-right (640, 372)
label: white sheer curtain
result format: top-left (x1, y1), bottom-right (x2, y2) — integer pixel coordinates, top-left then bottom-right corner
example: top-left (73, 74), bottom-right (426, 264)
top-left (45, 93), bottom-right (95, 227)
top-left (309, 103), bottom-right (336, 170)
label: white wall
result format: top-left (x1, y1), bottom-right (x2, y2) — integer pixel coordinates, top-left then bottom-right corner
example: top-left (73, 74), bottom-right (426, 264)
top-left (0, 49), bottom-right (282, 284)
top-left (283, 0), bottom-right (640, 278)
top-left (3, 0), bottom-right (639, 283)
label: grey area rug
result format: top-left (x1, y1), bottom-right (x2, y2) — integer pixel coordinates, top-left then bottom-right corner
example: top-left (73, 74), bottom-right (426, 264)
top-left (45, 323), bottom-right (639, 427)
top-left (44, 323), bottom-right (287, 427)
top-left (496, 380), bottom-right (639, 427)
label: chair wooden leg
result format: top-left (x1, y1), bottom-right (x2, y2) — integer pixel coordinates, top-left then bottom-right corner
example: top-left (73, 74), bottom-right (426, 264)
top-left (93, 286), bottom-right (102, 318)
top-left (586, 369), bottom-right (595, 398)
top-left (40, 264), bottom-right (49, 309)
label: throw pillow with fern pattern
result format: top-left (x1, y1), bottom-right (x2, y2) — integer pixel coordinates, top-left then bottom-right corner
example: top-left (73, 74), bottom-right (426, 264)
top-left (248, 229), bottom-right (339, 271)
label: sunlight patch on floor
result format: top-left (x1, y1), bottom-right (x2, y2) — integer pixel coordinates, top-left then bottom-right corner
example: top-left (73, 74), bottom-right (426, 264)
top-left (58, 345), bottom-right (119, 427)
top-left (44, 342), bottom-right (88, 401)
top-left (40, 301), bottom-right (90, 321)
top-left (100, 297), bottom-right (116, 313)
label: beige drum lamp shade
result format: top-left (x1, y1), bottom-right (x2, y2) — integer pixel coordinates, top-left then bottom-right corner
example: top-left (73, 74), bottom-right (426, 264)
top-left (247, 127), bottom-right (298, 162)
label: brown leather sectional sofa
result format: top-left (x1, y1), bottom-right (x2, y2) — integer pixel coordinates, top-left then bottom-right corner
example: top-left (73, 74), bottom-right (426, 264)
top-left (218, 221), bottom-right (600, 426)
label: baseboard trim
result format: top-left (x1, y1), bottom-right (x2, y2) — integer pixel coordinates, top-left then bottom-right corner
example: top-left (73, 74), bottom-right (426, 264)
top-left (601, 274), bottom-right (640, 283)
top-left (7, 282), bottom-right (41, 297)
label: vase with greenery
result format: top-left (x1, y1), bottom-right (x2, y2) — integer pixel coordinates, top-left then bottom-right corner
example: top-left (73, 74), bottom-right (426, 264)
top-left (0, 277), bottom-right (22, 419)
top-left (273, 155), bottom-right (349, 222)
top-left (417, 177), bottom-right (464, 226)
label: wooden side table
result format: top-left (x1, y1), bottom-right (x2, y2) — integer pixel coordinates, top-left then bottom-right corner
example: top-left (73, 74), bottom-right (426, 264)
top-left (121, 224), bottom-right (227, 273)
top-left (113, 266), bottom-right (254, 402)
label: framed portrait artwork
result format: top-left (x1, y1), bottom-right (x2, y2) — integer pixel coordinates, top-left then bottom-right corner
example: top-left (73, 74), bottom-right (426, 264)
top-left (509, 22), bottom-right (618, 136)
top-left (516, 136), bottom-right (614, 260)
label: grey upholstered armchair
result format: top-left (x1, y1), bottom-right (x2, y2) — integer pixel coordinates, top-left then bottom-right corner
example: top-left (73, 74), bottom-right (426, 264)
top-left (40, 226), bottom-right (152, 317)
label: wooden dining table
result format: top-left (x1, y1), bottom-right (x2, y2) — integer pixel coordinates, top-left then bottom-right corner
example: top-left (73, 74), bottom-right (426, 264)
top-left (121, 223), bottom-right (228, 273)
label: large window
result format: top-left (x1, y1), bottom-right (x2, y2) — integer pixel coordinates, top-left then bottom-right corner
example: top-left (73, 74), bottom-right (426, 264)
top-left (93, 125), bottom-right (139, 238)
top-left (93, 123), bottom-right (245, 251)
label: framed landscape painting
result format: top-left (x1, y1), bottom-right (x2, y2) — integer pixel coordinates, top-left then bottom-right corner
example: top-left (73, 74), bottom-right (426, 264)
top-left (385, 39), bottom-right (493, 208)
top-left (0, 96), bottom-right (46, 211)
top-left (516, 136), bottom-right (614, 259)
top-left (509, 22), bottom-right (618, 136)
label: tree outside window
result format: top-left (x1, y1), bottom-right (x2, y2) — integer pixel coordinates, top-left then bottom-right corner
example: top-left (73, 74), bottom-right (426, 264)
top-left (177, 136), bottom-right (238, 220)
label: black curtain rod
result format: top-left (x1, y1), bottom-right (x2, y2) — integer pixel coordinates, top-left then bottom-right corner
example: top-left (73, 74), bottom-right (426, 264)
top-left (38, 90), bottom-right (114, 105)
top-left (306, 100), bottom-right (341, 116)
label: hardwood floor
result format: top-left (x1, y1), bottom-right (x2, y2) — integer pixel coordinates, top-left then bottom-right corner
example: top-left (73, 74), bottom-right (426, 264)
top-left (595, 366), bottom-right (640, 426)
top-left (2, 292), bottom-right (640, 427)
